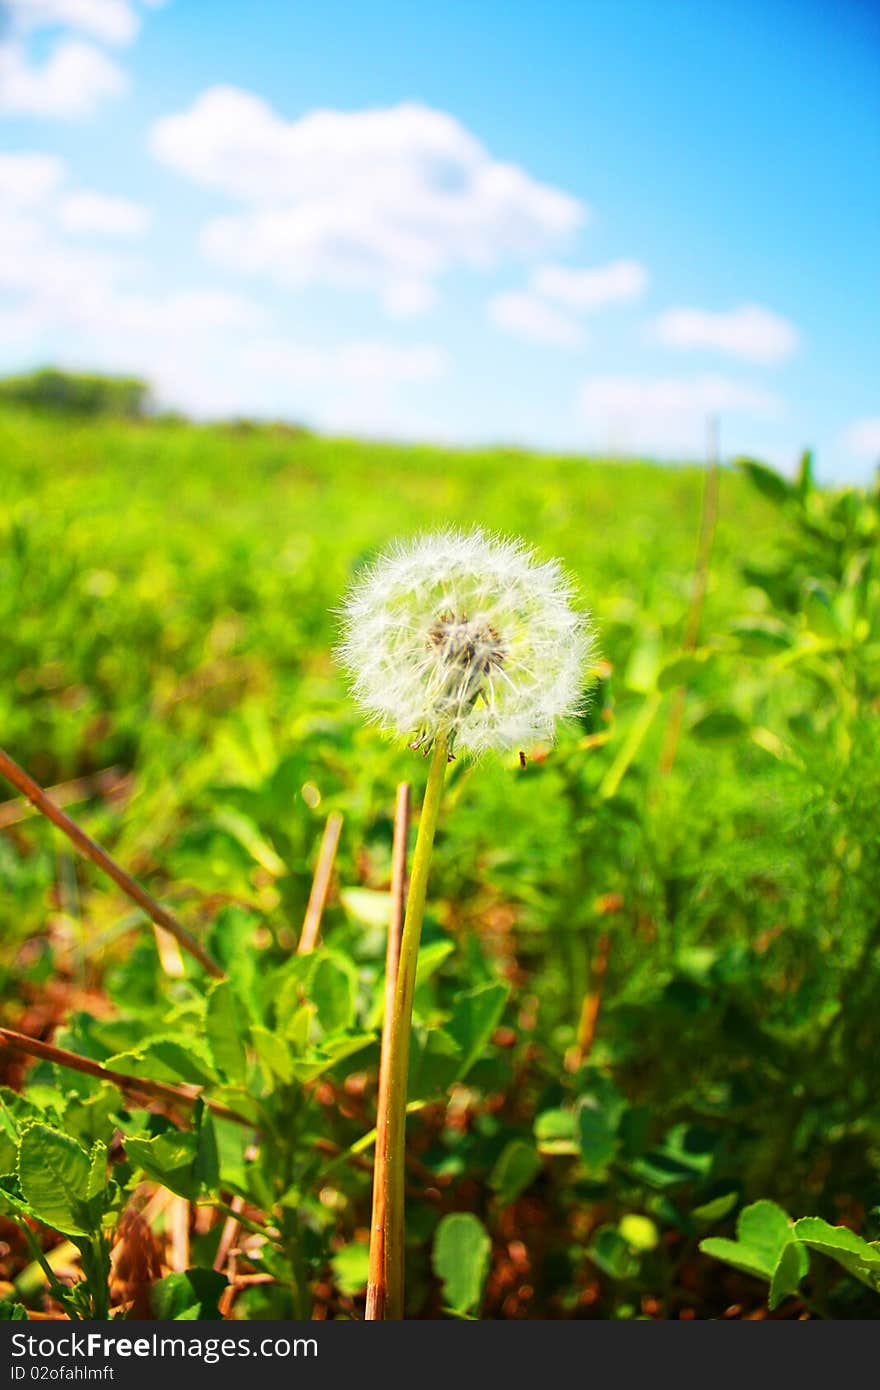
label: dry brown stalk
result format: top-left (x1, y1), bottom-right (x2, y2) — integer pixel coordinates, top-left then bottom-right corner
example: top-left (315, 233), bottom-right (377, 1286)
top-left (213, 1195), bottom-right (245, 1275)
top-left (167, 1196), bottom-right (191, 1273)
top-left (0, 748), bottom-right (223, 977)
top-left (0, 1026), bottom-right (252, 1128)
top-left (296, 811), bottom-right (344, 954)
top-left (0, 766), bottom-right (130, 830)
top-left (575, 932), bottom-right (612, 1063)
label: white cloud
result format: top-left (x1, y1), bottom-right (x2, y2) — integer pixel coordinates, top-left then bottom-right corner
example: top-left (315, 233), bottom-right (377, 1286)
top-left (380, 281), bottom-right (438, 319)
top-left (488, 290), bottom-right (585, 346)
top-left (0, 38), bottom-right (128, 117)
top-left (490, 258), bottom-right (646, 344)
top-left (245, 338), bottom-right (447, 386)
top-left (532, 258), bottom-right (648, 311)
top-left (652, 303), bottom-right (799, 364)
top-left (842, 417), bottom-right (880, 461)
top-left (0, 183), bottom-right (442, 429)
top-left (578, 374), bottom-right (783, 455)
top-left (149, 89), bottom-right (585, 307)
top-left (0, 152), bottom-right (66, 206)
top-left (5, 0), bottom-right (141, 45)
top-left (58, 191), bottom-right (152, 236)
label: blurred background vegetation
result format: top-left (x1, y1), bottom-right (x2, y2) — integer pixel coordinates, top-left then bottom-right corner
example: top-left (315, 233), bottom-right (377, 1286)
top-left (0, 371), bottom-right (877, 1320)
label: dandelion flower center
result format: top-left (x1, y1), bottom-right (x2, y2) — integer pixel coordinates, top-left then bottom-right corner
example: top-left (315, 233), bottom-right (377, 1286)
top-left (422, 612), bottom-right (506, 731)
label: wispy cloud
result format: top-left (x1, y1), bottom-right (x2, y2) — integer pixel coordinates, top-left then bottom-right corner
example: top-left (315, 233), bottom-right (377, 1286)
top-left (5, 0), bottom-right (142, 46)
top-left (244, 338), bottom-right (448, 386)
top-left (842, 417), bottom-right (880, 461)
top-left (487, 290), bottom-right (584, 346)
top-left (0, 0), bottom-right (162, 119)
top-left (652, 303), bottom-right (799, 364)
top-left (0, 152), bottom-right (66, 205)
top-left (489, 258), bottom-right (646, 345)
top-left (578, 374), bottom-right (783, 455)
top-left (0, 164), bottom-right (446, 429)
top-left (149, 89), bottom-right (585, 311)
top-left (0, 38), bottom-right (128, 117)
top-left (58, 190), bottom-right (152, 236)
top-left (532, 258), bottom-right (647, 311)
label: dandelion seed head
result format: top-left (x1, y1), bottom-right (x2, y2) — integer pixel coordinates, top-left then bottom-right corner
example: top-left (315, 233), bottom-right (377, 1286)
top-left (337, 527), bottom-right (596, 755)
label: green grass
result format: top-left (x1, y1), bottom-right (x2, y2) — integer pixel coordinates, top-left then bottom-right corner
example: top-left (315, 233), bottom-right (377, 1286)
top-left (1, 406), bottom-right (877, 1320)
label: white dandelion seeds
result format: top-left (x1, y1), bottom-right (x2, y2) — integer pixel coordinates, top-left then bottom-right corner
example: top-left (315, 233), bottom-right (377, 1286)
top-left (337, 527), bottom-right (595, 756)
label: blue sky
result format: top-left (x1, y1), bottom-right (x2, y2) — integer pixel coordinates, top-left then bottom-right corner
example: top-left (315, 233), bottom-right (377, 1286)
top-left (1, 0), bottom-right (878, 478)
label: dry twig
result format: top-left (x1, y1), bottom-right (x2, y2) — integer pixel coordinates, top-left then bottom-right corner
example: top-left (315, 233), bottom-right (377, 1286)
top-left (296, 811), bottom-right (344, 954)
top-left (0, 748), bottom-right (223, 978)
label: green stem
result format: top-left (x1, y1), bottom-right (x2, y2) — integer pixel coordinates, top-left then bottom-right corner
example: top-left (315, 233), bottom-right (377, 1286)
top-left (382, 733), bottom-right (448, 1319)
top-left (600, 691), bottom-right (662, 800)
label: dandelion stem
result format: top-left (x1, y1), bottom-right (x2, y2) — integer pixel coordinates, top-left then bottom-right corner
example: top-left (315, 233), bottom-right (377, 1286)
top-left (365, 782), bottom-right (411, 1320)
top-left (381, 736), bottom-right (448, 1319)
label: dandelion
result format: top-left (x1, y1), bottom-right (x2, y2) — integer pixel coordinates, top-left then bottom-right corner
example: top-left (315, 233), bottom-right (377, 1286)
top-left (338, 527), bottom-right (594, 757)
top-left (340, 528), bottom-right (596, 1320)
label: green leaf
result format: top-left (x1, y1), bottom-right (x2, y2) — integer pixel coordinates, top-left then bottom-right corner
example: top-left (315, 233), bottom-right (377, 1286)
top-left (630, 1124), bottom-right (716, 1188)
top-left (432, 1212), bottom-right (491, 1315)
top-left (737, 457), bottom-right (794, 506)
top-left (407, 1026), bottom-right (462, 1100)
top-left (729, 618), bottom-right (793, 655)
top-left (0, 1299), bottom-right (28, 1320)
top-left (796, 449), bottom-right (814, 500)
top-left (273, 955), bottom-right (316, 1032)
top-left (700, 1200), bottom-right (807, 1294)
top-left (490, 1140), bottom-right (542, 1207)
top-left (212, 808), bottom-right (287, 878)
top-left (62, 1086), bottom-right (119, 1150)
top-left (619, 1214), bottom-right (659, 1252)
top-left (124, 1131), bottom-right (199, 1199)
top-left (205, 980), bottom-right (249, 1085)
top-left (578, 1101), bottom-right (619, 1178)
top-left (17, 1123), bottom-right (95, 1237)
top-left (692, 1191), bottom-right (739, 1224)
top-left (447, 981), bottom-right (509, 1081)
top-left (86, 1140), bottom-right (108, 1203)
top-left (104, 1039), bottom-right (217, 1088)
top-left (125, 1109), bottom-right (218, 1203)
top-left (793, 1218), bottom-right (880, 1291)
top-left (587, 1225), bottom-right (640, 1280)
top-left (281, 1003), bottom-right (314, 1053)
top-left (310, 952), bottom-right (357, 1035)
top-left (624, 631), bottom-right (662, 694)
top-left (0, 1130), bottom-right (17, 1177)
top-left (689, 709), bottom-right (747, 742)
top-left (415, 940), bottom-right (455, 985)
top-left (534, 1108), bottom-right (578, 1156)
top-left (152, 1268), bottom-right (228, 1320)
top-left (250, 1026), bottom-right (294, 1085)
top-left (288, 1033), bottom-right (374, 1083)
top-left (699, 1237), bottom-right (770, 1282)
top-left (657, 651), bottom-right (713, 691)
top-left (331, 1242), bottom-right (370, 1296)
top-left (193, 1104), bottom-right (219, 1194)
top-left (339, 888), bottom-right (393, 928)
top-left (737, 1200), bottom-right (797, 1271)
top-left (769, 1241), bottom-right (807, 1310)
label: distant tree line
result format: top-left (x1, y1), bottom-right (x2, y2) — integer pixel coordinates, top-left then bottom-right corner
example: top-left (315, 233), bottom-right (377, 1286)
top-left (0, 368), bottom-right (153, 419)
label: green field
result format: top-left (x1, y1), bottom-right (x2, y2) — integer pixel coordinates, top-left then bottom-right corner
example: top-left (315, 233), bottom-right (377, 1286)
top-left (1, 407), bottom-right (878, 1320)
